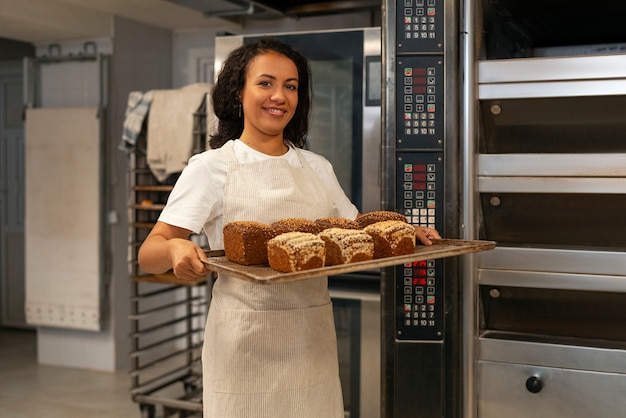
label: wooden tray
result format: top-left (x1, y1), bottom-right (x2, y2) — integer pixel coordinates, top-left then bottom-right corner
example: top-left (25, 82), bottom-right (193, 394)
top-left (202, 239), bottom-right (495, 284)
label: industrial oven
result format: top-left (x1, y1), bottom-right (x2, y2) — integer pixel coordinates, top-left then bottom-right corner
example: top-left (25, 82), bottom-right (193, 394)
top-left (382, 0), bottom-right (626, 417)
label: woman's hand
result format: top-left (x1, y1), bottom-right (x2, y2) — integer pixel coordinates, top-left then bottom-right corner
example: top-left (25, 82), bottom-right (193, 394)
top-left (138, 221), bottom-right (210, 280)
top-left (168, 238), bottom-right (211, 280)
top-left (414, 225), bottom-right (441, 246)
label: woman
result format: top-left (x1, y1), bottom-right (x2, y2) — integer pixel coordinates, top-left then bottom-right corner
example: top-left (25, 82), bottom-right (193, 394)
top-left (138, 38), bottom-right (440, 418)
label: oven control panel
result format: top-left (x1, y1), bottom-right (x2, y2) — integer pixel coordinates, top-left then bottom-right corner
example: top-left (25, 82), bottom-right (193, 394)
top-left (397, 0), bottom-right (444, 53)
top-left (396, 56), bottom-right (444, 150)
top-left (396, 259), bottom-right (443, 340)
top-left (396, 152), bottom-right (444, 340)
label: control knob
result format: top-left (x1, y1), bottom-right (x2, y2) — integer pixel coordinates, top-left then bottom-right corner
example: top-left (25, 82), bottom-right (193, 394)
top-left (525, 376), bottom-right (544, 394)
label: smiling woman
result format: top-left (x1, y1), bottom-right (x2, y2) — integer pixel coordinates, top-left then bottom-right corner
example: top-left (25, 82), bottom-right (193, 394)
top-left (137, 37), bottom-right (440, 418)
top-left (138, 38), bottom-right (358, 418)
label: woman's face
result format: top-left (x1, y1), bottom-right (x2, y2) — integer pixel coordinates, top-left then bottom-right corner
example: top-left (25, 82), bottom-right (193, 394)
top-left (240, 52), bottom-right (299, 141)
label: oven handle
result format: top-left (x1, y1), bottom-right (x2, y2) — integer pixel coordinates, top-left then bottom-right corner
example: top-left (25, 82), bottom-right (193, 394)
top-left (329, 287), bottom-right (380, 302)
top-left (479, 269), bottom-right (626, 293)
top-left (478, 176), bottom-right (626, 194)
top-left (479, 154), bottom-right (626, 177)
top-left (478, 246), bottom-right (626, 278)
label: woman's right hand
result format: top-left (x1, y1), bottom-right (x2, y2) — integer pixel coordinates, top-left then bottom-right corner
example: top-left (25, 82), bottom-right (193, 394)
top-left (168, 238), bottom-right (210, 279)
top-left (138, 221), bottom-right (210, 280)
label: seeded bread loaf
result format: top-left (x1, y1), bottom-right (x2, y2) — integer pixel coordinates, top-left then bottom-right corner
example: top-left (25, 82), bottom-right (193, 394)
top-left (363, 220), bottom-right (415, 259)
top-left (315, 217), bottom-right (359, 231)
top-left (267, 232), bottom-right (326, 272)
top-left (271, 218), bottom-right (322, 234)
top-left (318, 228), bottom-right (374, 265)
top-left (355, 210), bottom-right (408, 229)
top-left (223, 221), bottom-right (278, 265)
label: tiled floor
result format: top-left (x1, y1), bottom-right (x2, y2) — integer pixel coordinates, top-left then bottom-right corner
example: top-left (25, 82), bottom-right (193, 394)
top-left (0, 328), bottom-right (140, 417)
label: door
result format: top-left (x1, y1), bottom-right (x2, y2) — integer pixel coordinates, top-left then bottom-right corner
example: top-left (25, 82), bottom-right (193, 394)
top-left (0, 62), bottom-right (27, 328)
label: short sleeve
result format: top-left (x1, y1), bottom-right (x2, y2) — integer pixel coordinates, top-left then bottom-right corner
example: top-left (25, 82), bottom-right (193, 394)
top-left (158, 149), bottom-right (228, 234)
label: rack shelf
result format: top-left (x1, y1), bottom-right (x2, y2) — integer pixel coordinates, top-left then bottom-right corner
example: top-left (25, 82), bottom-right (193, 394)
top-left (126, 105), bottom-right (209, 418)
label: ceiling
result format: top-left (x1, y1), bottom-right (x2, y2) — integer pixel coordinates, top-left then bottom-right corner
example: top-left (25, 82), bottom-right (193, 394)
top-left (0, 0), bottom-right (381, 44)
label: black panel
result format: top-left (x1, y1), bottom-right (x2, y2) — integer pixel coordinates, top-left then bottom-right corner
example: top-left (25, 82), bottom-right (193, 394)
top-left (252, 0), bottom-right (381, 16)
top-left (395, 152), bottom-right (445, 341)
top-left (480, 193), bottom-right (626, 248)
top-left (396, 0), bottom-right (445, 54)
top-left (395, 342), bottom-right (443, 417)
top-left (480, 96), bottom-right (626, 154)
top-left (481, 0), bottom-right (626, 58)
top-left (480, 285), bottom-right (626, 347)
top-left (396, 56), bottom-right (444, 150)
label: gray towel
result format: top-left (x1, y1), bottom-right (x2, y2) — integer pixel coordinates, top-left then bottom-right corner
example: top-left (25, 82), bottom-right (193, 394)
top-left (146, 84), bottom-right (212, 181)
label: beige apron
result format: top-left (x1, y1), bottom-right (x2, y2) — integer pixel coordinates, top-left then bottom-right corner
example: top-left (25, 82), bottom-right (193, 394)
top-left (202, 142), bottom-right (344, 418)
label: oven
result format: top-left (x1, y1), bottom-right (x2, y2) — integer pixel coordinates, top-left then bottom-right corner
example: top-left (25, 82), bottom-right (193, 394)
top-left (473, 1), bottom-right (626, 416)
top-left (380, 0), bottom-right (626, 417)
top-left (329, 273), bottom-right (381, 418)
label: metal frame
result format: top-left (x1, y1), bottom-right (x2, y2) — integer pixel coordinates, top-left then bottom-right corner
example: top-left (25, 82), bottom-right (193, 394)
top-left (126, 108), bottom-right (210, 418)
top-left (382, 0), bottom-right (462, 416)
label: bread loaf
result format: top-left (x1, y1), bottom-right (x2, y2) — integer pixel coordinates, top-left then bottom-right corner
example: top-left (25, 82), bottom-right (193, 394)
top-left (267, 232), bottom-right (326, 272)
top-left (315, 217), bottom-right (359, 231)
top-left (355, 210), bottom-right (408, 229)
top-left (223, 221), bottom-right (277, 265)
top-left (363, 220), bottom-right (415, 259)
top-left (271, 218), bottom-right (322, 234)
top-left (318, 228), bottom-right (374, 265)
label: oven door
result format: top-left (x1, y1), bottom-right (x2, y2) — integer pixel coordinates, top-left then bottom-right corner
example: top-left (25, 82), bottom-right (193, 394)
top-left (329, 272), bottom-right (381, 418)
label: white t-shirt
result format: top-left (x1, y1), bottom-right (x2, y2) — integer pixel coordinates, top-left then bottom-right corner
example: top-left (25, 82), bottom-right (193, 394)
top-left (159, 139), bottom-right (359, 249)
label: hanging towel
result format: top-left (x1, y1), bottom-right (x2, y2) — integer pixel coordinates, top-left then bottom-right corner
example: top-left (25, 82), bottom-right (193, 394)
top-left (146, 84), bottom-right (212, 181)
top-left (119, 90), bottom-right (154, 152)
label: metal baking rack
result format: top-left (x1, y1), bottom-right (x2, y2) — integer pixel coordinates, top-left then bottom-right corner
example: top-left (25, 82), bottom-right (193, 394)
top-left (126, 98), bottom-right (211, 417)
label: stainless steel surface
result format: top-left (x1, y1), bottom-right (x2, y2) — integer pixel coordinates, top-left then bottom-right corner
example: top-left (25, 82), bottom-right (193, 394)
top-left (478, 55), bottom-right (626, 84)
top-left (461, 0), bottom-right (478, 416)
top-left (478, 55), bottom-right (626, 99)
top-left (478, 176), bottom-right (626, 193)
top-left (329, 287), bottom-right (380, 303)
top-left (478, 338), bottom-right (626, 374)
top-left (473, 2), bottom-right (626, 416)
top-left (380, 2), bottom-right (396, 417)
top-left (477, 360), bottom-right (626, 418)
top-left (478, 154), bottom-right (626, 177)
top-left (478, 247), bottom-right (626, 277)
top-left (329, 284), bottom-right (382, 418)
top-left (362, 27), bottom-right (383, 214)
top-left (479, 269), bottom-right (626, 293)
top-left (479, 79), bottom-right (626, 99)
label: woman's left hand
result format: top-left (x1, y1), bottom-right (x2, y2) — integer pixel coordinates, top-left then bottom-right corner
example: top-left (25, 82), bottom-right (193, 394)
top-left (415, 225), bottom-right (441, 246)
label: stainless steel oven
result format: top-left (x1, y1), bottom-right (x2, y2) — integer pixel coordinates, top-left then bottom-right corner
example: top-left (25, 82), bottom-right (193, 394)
top-left (329, 273), bottom-right (381, 418)
top-left (381, 0), bottom-right (626, 417)
top-left (472, 2), bottom-right (626, 417)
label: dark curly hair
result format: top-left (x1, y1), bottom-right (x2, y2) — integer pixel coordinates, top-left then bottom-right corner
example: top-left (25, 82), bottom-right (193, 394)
top-left (209, 38), bottom-right (311, 149)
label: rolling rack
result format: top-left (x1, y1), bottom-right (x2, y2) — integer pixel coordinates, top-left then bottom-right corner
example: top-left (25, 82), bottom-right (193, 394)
top-left (126, 101), bottom-right (212, 418)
